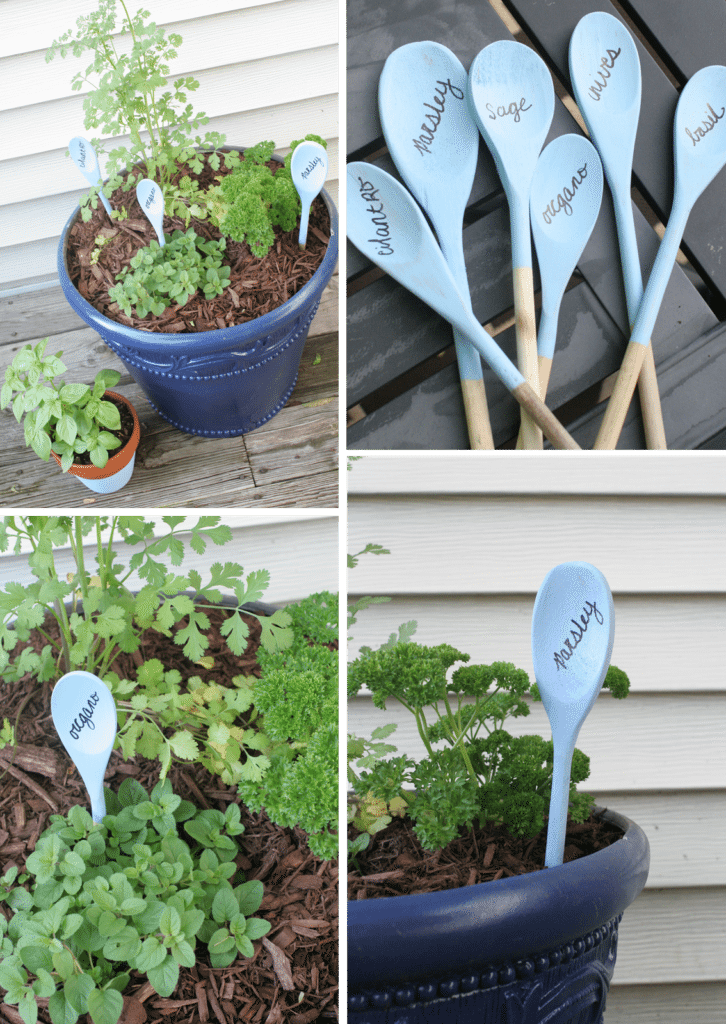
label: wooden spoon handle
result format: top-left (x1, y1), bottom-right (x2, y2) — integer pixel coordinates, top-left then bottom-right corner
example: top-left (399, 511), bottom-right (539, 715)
top-left (638, 342), bottom-right (667, 449)
top-left (594, 341), bottom-right (647, 449)
top-left (512, 381), bottom-right (580, 450)
top-left (460, 375), bottom-right (495, 449)
top-left (513, 267), bottom-right (543, 449)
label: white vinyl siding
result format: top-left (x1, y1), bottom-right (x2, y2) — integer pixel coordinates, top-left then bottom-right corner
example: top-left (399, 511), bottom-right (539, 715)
top-left (0, 512), bottom-right (339, 605)
top-left (348, 454), bottom-right (726, 1024)
top-left (0, 0), bottom-right (338, 286)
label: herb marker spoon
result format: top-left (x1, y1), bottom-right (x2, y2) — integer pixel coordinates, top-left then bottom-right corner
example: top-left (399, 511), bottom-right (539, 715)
top-left (347, 161), bottom-right (580, 449)
top-left (594, 64), bottom-right (726, 449)
top-left (569, 11), bottom-right (667, 449)
top-left (378, 41), bottom-right (494, 449)
top-left (515, 134), bottom-right (603, 450)
top-left (136, 178), bottom-right (166, 247)
top-left (69, 136), bottom-right (112, 216)
top-left (531, 562), bottom-right (615, 868)
top-left (290, 140), bottom-right (328, 248)
top-left (51, 671), bottom-right (117, 823)
top-left (467, 40), bottom-right (555, 449)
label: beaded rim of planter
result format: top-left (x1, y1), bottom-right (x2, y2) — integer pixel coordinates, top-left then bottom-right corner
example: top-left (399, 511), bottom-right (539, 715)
top-left (348, 913), bottom-right (621, 1014)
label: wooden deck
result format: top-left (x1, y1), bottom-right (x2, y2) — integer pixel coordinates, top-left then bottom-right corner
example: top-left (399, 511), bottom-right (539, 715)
top-left (0, 275), bottom-right (338, 508)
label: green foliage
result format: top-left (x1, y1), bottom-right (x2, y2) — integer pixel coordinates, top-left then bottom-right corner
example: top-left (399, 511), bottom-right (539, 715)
top-left (0, 517), bottom-right (291, 767)
top-left (347, 641), bottom-right (631, 852)
top-left (237, 592), bottom-right (338, 859)
top-left (209, 136), bottom-right (328, 257)
top-left (0, 779), bottom-right (269, 1024)
top-left (109, 230), bottom-right (230, 319)
top-left (113, 660), bottom-right (271, 787)
top-left (46, 0), bottom-right (233, 221)
top-left (1, 340), bottom-right (123, 472)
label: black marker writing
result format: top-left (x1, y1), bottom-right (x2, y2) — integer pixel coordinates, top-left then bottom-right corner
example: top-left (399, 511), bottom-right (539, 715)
top-left (357, 177), bottom-right (393, 256)
top-left (301, 157), bottom-right (322, 178)
top-left (69, 691), bottom-right (101, 740)
top-left (685, 102), bottom-right (725, 146)
top-left (412, 78), bottom-right (465, 156)
top-left (542, 164), bottom-right (589, 224)
top-left (553, 600), bottom-right (605, 671)
top-left (77, 141), bottom-right (86, 168)
top-left (588, 48), bottom-right (622, 102)
top-left (485, 97), bottom-right (532, 122)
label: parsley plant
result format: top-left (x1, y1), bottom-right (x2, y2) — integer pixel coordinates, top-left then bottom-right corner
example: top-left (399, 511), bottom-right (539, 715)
top-left (348, 641), bottom-right (630, 851)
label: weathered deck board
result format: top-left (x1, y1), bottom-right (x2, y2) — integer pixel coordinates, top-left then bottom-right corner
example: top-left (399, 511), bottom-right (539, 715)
top-left (0, 277), bottom-right (338, 507)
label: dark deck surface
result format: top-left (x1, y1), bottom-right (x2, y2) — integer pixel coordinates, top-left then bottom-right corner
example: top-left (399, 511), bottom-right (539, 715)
top-left (0, 277), bottom-right (338, 507)
top-left (346, 0), bottom-right (726, 449)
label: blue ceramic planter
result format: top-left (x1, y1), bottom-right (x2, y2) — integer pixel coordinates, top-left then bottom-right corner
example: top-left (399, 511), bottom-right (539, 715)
top-left (348, 809), bottom-right (649, 1024)
top-left (57, 159), bottom-right (338, 437)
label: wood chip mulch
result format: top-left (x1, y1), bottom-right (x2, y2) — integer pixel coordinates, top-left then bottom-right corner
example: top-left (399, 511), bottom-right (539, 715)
top-left (0, 605), bottom-right (338, 1024)
top-left (66, 152), bottom-right (331, 334)
top-left (348, 810), bottom-right (624, 900)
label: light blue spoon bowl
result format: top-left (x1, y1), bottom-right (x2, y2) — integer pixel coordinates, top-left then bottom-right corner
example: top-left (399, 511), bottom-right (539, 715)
top-left (136, 178), bottom-right (166, 247)
top-left (69, 136), bottom-right (113, 217)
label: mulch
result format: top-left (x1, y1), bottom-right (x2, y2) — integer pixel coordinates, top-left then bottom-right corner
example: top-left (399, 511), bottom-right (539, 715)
top-left (0, 605), bottom-right (338, 1024)
top-left (348, 809), bottom-right (624, 900)
top-left (66, 152), bottom-right (331, 333)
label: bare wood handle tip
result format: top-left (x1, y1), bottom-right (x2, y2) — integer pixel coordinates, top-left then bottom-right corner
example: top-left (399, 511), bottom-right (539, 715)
top-left (512, 382), bottom-right (580, 450)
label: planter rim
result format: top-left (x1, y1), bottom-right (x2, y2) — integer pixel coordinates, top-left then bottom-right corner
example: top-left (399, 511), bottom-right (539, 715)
top-left (347, 807), bottom-right (650, 990)
top-left (58, 147), bottom-right (338, 358)
top-left (50, 389), bottom-right (140, 480)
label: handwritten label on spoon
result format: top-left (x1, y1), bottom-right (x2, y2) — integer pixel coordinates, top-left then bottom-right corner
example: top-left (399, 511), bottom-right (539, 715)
top-left (541, 164), bottom-right (589, 224)
top-left (685, 102), bottom-right (725, 146)
top-left (69, 691), bottom-right (100, 740)
top-left (356, 176), bottom-right (393, 256)
top-left (412, 78), bottom-right (466, 156)
top-left (587, 47), bottom-right (622, 102)
top-left (553, 600), bottom-right (604, 671)
top-left (485, 97), bottom-right (532, 122)
top-left (300, 156), bottom-right (323, 178)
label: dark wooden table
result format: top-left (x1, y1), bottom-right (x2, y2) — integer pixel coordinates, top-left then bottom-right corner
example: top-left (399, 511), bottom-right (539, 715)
top-left (347, 0), bottom-right (726, 449)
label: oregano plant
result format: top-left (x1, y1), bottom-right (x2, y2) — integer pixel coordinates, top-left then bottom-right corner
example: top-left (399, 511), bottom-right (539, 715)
top-left (0, 778), bottom-right (270, 1024)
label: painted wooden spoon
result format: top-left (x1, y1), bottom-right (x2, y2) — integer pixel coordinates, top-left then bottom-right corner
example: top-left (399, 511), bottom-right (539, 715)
top-left (379, 41), bottom-right (494, 449)
top-left (594, 64), bottom-right (726, 449)
top-left (136, 178), bottom-right (166, 247)
top-left (570, 10), bottom-right (667, 449)
top-left (347, 161), bottom-right (580, 449)
top-left (515, 133), bottom-right (603, 451)
top-left (291, 140), bottom-right (328, 248)
top-left (51, 671), bottom-right (117, 822)
top-left (69, 136), bottom-right (113, 216)
top-left (467, 40), bottom-right (555, 448)
top-left (532, 562), bottom-right (614, 867)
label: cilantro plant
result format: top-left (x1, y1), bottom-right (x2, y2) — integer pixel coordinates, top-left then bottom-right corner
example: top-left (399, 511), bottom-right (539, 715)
top-left (1, 340), bottom-right (124, 472)
top-left (207, 136), bottom-right (327, 257)
top-left (347, 641), bottom-right (630, 852)
top-left (46, 0), bottom-right (236, 222)
top-left (0, 516), bottom-right (292, 783)
top-left (0, 778), bottom-right (269, 1024)
top-left (109, 229), bottom-right (230, 319)
top-left (237, 592), bottom-right (338, 859)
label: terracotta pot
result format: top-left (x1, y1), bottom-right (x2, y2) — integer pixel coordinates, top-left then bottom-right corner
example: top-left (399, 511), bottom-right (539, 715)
top-left (348, 808), bottom-right (649, 1024)
top-left (50, 390), bottom-right (140, 494)
top-left (57, 149), bottom-right (338, 438)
